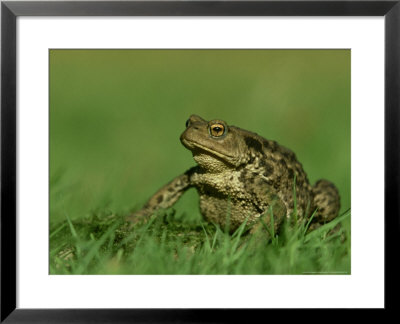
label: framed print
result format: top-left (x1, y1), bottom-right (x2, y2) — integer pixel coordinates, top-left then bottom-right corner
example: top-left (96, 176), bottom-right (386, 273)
top-left (1, 0), bottom-right (399, 322)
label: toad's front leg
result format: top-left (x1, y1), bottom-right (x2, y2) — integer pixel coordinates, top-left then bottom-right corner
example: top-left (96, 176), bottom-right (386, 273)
top-left (127, 167), bottom-right (196, 223)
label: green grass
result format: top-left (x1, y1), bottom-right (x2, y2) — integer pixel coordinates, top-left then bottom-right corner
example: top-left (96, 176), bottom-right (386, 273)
top-left (50, 200), bottom-right (351, 275)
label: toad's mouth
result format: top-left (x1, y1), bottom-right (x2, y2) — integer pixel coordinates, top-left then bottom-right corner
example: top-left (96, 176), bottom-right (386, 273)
top-left (181, 138), bottom-right (235, 162)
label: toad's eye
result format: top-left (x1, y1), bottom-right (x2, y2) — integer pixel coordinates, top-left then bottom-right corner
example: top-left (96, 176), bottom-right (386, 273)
top-left (185, 119), bottom-right (190, 128)
top-left (209, 123), bottom-right (225, 137)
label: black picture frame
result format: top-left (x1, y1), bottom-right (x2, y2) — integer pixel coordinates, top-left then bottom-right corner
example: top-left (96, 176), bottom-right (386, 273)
top-left (1, 0), bottom-right (398, 322)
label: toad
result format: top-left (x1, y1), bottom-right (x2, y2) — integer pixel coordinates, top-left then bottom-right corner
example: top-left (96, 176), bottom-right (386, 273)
top-left (128, 115), bottom-right (340, 233)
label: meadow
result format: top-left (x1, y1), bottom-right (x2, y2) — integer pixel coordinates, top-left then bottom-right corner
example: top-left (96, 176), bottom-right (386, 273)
top-left (49, 49), bottom-right (351, 274)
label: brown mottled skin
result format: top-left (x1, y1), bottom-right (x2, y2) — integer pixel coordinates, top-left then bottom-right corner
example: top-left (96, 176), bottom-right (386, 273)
top-left (128, 115), bottom-right (340, 233)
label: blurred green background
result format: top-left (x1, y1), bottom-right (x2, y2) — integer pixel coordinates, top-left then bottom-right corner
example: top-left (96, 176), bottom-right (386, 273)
top-left (50, 49), bottom-right (350, 224)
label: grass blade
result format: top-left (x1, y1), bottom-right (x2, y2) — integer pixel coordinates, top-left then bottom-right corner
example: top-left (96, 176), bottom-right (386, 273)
top-left (305, 209), bottom-right (350, 242)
